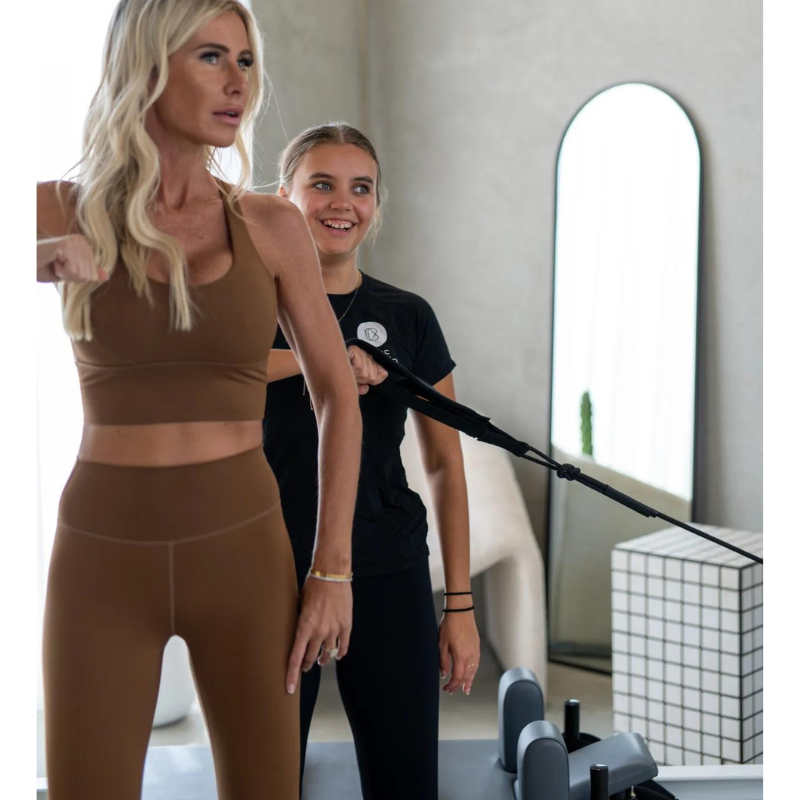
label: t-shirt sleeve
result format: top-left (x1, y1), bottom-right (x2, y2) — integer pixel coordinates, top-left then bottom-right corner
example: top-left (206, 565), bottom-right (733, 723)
top-left (412, 297), bottom-right (456, 386)
top-left (273, 324), bottom-right (290, 349)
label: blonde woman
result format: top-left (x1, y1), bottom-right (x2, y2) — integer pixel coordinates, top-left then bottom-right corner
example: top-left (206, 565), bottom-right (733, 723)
top-left (264, 123), bottom-right (481, 799)
top-left (36, 2), bottom-right (361, 798)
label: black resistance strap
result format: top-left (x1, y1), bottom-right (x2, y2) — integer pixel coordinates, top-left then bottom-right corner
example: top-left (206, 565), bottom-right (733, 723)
top-left (346, 338), bottom-right (762, 565)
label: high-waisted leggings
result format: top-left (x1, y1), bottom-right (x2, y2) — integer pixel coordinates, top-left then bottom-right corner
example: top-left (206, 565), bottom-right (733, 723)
top-left (297, 558), bottom-right (440, 800)
top-left (42, 446), bottom-right (301, 800)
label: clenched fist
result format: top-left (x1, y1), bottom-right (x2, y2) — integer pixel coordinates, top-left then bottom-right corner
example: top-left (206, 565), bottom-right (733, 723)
top-left (347, 344), bottom-right (388, 395)
top-left (37, 234), bottom-right (108, 284)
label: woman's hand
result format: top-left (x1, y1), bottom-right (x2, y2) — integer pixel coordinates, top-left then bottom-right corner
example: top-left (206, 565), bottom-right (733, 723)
top-left (37, 234), bottom-right (108, 283)
top-left (439, 609), bottom-right (481, 696)
top-left (285, 577), bottom-right (353, 694)
top-left (347, 345), bottom-right (388, 395)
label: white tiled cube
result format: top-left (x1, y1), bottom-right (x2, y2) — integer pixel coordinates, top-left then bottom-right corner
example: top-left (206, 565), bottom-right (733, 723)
top-left (611, 526), bottom-right (762, 766)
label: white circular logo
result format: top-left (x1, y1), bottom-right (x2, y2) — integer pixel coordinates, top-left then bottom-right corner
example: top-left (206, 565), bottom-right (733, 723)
top-left (357, 321), bottom-right (388, 347)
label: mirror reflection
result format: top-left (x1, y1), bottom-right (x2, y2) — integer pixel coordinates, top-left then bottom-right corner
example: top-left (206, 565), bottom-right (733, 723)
top-left (548, 83), bottom-right (701, 673)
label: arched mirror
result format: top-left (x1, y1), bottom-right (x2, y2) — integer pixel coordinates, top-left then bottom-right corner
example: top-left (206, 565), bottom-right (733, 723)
top-left (548, 83), bottom-right (701, 673)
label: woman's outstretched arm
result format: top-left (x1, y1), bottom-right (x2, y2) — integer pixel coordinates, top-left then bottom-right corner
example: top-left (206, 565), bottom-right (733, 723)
top-left (267, 344), bottom-right (387, 394)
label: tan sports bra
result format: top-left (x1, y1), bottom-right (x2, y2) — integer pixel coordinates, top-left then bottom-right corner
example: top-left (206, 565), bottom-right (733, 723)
top-left (72, 184), bottom-right (277, 425)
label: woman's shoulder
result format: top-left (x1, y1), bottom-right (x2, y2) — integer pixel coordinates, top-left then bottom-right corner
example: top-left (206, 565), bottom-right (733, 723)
top-left (237, 191), bottom-right (306, 238)
top-left (362, 273), bottom-right (437, 317)
top-left (235, 190), bottom-right (317, 280)
top-left (37, 180), bottom-right (79, 238)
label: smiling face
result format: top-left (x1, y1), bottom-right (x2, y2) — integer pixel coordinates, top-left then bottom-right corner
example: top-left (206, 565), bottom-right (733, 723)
top-left (281, 143), bottom-right (379, 264)
top-left (146, 10), bottom-right (253, 149)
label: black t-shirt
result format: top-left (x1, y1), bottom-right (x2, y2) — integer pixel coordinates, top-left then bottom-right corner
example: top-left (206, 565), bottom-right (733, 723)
top-left (263, 272), bottom-right (456, 577)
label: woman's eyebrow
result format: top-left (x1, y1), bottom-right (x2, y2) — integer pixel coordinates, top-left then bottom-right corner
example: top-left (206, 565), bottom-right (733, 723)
top-left (194, 42), bottom-right (253, 57)
top-left (308, 172), bottom-right (375, 184)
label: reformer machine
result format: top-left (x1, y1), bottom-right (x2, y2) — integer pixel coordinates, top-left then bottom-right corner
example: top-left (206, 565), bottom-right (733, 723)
top-left (134, 341), bottom-right (764, 799)
top-left (136, 666), bottom-right (659, 799)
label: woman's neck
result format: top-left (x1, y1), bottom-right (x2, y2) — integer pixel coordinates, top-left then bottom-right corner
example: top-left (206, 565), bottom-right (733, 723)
top-left (320, 256), bottom-right (361, 294)
top-left (147, 130), bottom-right (215, 210)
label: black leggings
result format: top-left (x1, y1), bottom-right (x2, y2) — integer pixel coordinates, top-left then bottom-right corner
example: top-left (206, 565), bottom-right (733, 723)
top-left (296, 558), bottom-right (440, 800)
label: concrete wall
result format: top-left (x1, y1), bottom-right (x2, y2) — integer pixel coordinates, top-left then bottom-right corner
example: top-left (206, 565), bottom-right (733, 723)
top-left (366, 0), bottom-right (763, 556)
top-left (250, 0), bottom-right (365, 189)
top-left (249, 0), bottom-right (763, 560)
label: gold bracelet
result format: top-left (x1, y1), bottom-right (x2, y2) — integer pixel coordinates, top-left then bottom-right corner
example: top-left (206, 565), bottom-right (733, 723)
top-left (308, 568), bottom-right (353, 583)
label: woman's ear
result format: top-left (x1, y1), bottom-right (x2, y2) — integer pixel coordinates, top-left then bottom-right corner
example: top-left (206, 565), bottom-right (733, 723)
top-left (277, 184), bottom-right (288, 199)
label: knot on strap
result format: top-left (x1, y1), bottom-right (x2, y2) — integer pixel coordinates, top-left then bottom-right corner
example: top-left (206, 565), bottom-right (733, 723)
top-left (557, 463), bottom-right (581, 481)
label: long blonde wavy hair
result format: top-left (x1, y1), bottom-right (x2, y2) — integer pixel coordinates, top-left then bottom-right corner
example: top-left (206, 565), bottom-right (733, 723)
top-left (62, 0), bottom-right (266, 340)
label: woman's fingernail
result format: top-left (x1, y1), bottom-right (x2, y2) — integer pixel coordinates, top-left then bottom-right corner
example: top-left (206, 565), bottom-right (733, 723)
top-left (287, 683), bottom-right (296, 694)
top-left (441, 671), bottom-right (447, 679)
top-left (465, 687), bottom-right (471, 696)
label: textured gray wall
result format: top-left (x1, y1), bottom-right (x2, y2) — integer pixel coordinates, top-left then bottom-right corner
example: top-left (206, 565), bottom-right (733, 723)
top-left (250, 0), bottom-right (365, 189)
top-left (366, 0), bottom-right (763, 555)
top-left (249, 1), bottom-right (763, 559)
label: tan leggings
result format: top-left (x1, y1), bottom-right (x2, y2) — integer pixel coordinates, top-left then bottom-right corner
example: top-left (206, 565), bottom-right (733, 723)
top-left (43, 446), bottom-right (300, 800)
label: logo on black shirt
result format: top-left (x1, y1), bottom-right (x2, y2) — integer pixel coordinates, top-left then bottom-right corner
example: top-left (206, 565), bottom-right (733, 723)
top-left (357, 321), bottom-right (388, 347)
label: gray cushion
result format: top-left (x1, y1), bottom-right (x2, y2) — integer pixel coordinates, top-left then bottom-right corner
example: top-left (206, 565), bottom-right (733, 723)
top-left (498, 667), bottom-right (545, 771)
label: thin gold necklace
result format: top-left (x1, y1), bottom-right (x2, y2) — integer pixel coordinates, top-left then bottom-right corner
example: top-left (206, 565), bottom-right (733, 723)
top-left (336, 270), bottom-right (363, 322)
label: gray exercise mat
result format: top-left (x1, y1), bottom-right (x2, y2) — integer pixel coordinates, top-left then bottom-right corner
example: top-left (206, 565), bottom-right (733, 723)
top-left (143, 740), bottom-right (516, 799)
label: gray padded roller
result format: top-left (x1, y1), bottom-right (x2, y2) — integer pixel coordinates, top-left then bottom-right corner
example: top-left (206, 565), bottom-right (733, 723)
top-left (514, 720), bottom-right (569, 800)
top-left (498, 667), bottom-right (545, 772)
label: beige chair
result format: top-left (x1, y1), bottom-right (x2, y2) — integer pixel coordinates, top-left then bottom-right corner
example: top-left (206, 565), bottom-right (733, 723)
top-left (400, 418), bottom-right (548, 697)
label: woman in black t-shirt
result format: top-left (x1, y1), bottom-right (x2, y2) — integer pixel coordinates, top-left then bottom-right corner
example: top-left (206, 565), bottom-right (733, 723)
top-left (263, 123), bottom-right (480, 799)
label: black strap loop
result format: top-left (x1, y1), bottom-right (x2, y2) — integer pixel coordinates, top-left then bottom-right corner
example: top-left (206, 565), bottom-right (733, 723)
top-left (556, 463), bottom-right (581, 481)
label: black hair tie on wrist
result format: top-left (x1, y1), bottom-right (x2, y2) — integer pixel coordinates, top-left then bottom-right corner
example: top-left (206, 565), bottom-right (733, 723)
top-left (444, 591), bottom-right (473, 596)
top-left (443, 606), bottom-right (475, 613)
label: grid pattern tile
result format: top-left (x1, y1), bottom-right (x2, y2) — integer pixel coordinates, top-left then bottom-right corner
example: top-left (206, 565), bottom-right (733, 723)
top-left (611, 526), bottom-right (762, 766)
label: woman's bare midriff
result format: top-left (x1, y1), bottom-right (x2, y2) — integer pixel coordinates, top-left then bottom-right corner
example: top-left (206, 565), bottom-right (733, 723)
top-left (78, 420), bottom-right (263, 466)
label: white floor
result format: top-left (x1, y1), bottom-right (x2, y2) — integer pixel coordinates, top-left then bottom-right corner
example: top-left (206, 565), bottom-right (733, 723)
top-left (36, 654), bottom-right (613, 777)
